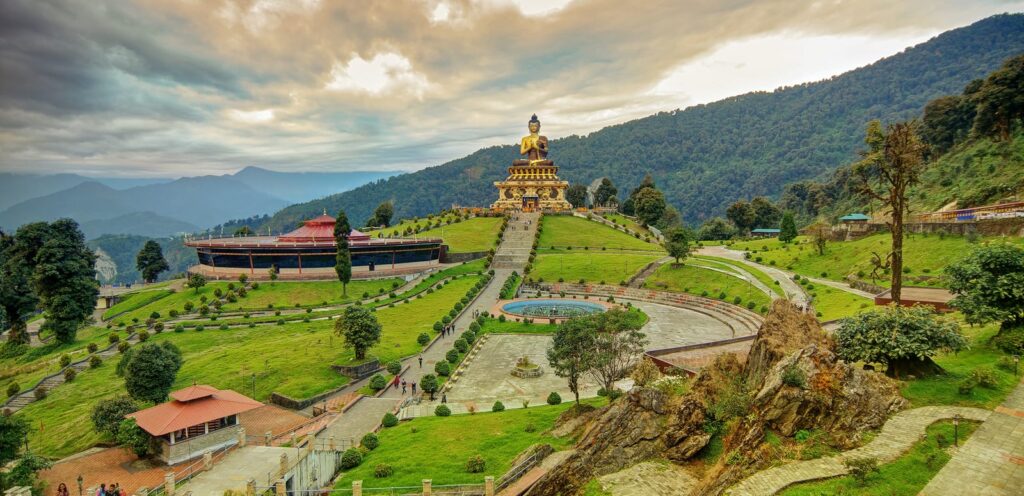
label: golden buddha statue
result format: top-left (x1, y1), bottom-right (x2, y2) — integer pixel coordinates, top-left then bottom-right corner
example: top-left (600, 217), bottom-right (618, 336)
top-left (515, 114), bottom-right (553, 166)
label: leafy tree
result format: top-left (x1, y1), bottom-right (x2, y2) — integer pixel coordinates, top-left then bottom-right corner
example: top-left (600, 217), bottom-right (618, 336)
top-left (32, 219), bottom-right (98, 343)
top-left (0, 414), bottom-right (50, 491)
top-left (420, 373), bottom-right (439, 400)
top-left (946, 244), bottom-right (1024, 330)
top-left (565, 183), bottom-right (588, 209)
top-left (135, 240), bottom-right (169, 283)
top-left (234, 226), bottom-right (254, 237)
top-left (663, 227), bottom-right (693, 263)
top-left (116, 418), bottom-right (152, 457)
top-left (971, 53), bottom-right (1024, 141)
top-left (590, 309), bottom-right (648, 393)
top-left (779, 212), bottom-right (798, 243)
top-left (806, 221), bottom-right (830, 256)
top-left (750, 196), bottom-right (782, 228)
top-left (852, 120), bottom-right (928, 304)
top-left (268, 264), bottom-right (278, 283)
top-left (0, 229), bottom-right (38, 345)
top-left (835, 305), bottom-right (966, 378)
top-left (657, 206), bottom-right (683, 230)
top-left (187, 272), bottom-right (207, 293)
top-left (633, 187), bottom-right (666, 227)
top-left (547, 315), bottom-right (597, 405)
top-left (726, 200), bottom-right (757, 233)
top-left (697, 217), bottom-right (736, 241)
top-left (594, 178), bottom-right (618, 207)
top-left (367, 201), bottom-right (394, 228)
top-left (0, 414), bottom-right (28, 466)
top-left (124, 342), bottom-right (183, 403)
top-left (921, 93), bottom-right (976, 154)
top-left (91, 395), bottom-right (140, 438)
top-left (335, 210), bottom-right (352, 296)
top-left (335, 305), bottom-right (381, 360)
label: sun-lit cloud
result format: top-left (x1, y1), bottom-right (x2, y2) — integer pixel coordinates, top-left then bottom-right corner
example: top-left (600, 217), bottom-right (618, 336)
top-left (0, 0), bottom-right (1021, 177)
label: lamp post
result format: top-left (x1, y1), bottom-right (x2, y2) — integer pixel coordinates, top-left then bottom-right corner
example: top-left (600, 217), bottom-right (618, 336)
top-left (953, 414), bottom-right (961, 447)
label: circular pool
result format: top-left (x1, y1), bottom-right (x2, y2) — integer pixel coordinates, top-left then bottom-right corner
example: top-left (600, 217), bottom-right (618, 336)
top-left (501, 299), bottom-right (607, 319)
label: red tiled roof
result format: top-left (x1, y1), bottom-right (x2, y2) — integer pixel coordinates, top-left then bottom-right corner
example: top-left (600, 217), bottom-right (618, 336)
top-left (278, 214), bottom-right (370, 243)
top-left (128, 385), bottom-right (262, 436)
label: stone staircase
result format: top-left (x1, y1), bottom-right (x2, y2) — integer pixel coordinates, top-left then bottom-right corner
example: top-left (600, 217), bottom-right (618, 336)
top-left (491, 212), bottom-right (539, 270)
top-left (3, 332), bottom-right (141, 413)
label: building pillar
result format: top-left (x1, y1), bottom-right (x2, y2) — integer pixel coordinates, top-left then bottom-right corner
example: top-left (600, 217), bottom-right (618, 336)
top-left (352, 481), bottom-right (362, 496)
top-left (290, 432), bottom-right (297, 449)
top-left (329, 435), bottom-right (336, 451)
top-left (163, 473), bottom-right (175, 496)
top-left (202, 451), bottom-right (213, 470)
top-left (305, 434), bottom-right (316, 453)
top-left (485, 476), bottom-right (494, 496)
top-left (422, 479), bottom-right (431, 496)
top-left (279, 453), bottom-right (288, 477)
top-left (238, 427), bottom-right (247, 447)
top-left (274, 480), bottom-right (285, 496)
top-left (245, 479), bottom-right (255, 496)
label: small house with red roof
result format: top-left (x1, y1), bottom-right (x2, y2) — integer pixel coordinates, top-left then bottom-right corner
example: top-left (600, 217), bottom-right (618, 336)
top-left (128, 385), bottom-right (262, 464)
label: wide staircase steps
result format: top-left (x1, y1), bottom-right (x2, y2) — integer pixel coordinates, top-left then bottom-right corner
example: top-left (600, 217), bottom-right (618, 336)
top-left (491, 212), bottom-right (539, 270)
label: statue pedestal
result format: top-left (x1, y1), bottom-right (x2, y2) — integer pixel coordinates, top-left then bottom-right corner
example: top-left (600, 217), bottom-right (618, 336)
top-left (492, 163), bottom-right (571, 212)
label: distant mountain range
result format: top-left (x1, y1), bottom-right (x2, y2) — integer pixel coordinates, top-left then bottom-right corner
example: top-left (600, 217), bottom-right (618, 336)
top-left (260, 13), bottom-right (1024, 229)
top-left (0, 167), bottom-right (398, 239)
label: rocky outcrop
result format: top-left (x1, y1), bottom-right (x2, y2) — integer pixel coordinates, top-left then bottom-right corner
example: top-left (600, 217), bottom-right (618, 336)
top-left (743, 300), bottom-right (828, 384)
top-left (524, 389), bottom-right (710, 496)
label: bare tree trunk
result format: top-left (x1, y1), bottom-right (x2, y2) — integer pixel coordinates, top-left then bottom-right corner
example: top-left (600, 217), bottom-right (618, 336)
top-left (890, 197), bottom-right (904, 306)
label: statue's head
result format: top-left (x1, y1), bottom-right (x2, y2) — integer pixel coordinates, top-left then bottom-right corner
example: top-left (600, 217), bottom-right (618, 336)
top-left (528, 114), bottom-right (540, 133)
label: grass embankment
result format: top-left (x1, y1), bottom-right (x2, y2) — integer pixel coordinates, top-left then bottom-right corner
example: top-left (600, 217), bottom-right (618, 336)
top-left (1, 327), bottom-right (113, 397)
top-left (15, 275), bottom-right (483, 458)
top-left (102, 290), bottom-right (174, 320)
top-left (808, 284), bottom-right (872, 321)
top-left (364, 213), bottom-right (463, 238)
top-left (778, 420), bottom-right (979, 496)
top-left (900, 320), bottom-right (1018, 409)
top-left (110, 283), bottom-right (231, 325)
top-left (692, 255), bottom-right (783, 298)
top-left (538, 216), bottom-right (661, 251)
top-left (598, 213), bottom-right (652, 237)
top-left (728, 233), bottom-right (1024, 288)
top-left (418, 216), bottom-right (504, 253)
top-left (336, 399), bottom-right (605, 489)
top-left (530, 253), bottom-right (663, 285)
top-left (643, 262), bottom-right (771, 313)
top-left (220, 278), bottom-right (402, 311)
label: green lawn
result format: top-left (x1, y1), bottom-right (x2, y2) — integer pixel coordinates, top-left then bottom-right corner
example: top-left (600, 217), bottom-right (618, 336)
top-left (336, 399), bottom-right (604, 488)
top-left (778, 420), bottom-right (979, 496)
top-left (418, 216), bottom-right (503, 253)
top-left (111, 283), bottom-right (232, 325)
top-left (807, 284), bottom-right (873, 322)
top-left (220, 278), bottom-right (402, 311)
top-left (900, 320), bottom-right (1019, 409)
top-left (729, 233), bottom-right (1024, 288)
top-left (530, 252), bottom-right (663, 285)
top-left (598, 213), bottom-right (651, 237)
top-left (365, 213), bottom-right (464, 237)
top-left (102, 290), bottom-right (174, 320)
top-left (538, 216), bottom-right (662, 252)
top-left (1, 327), bottom-right (114, 398)
top-left (15, 275), bottom-right (484, 459)
top-left (643, 262), bottom-right (771, 312)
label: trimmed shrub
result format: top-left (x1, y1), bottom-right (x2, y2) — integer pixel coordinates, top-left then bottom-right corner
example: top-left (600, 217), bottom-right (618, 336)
top-left (90, 355), bottom-right (102, 368)
top-left (6, 383), bottom-right (20, 398)
top-left (361, 432), bottom-right (379, 450)
top-left (435, 361), bottom-right (451, 376)
top-left (87, 342), bottom-right (99, 353)
top-left (174, 325), bottom-right (185, 333)
top-left (465, 455), bottom-right (486, 473)
top-left (118, 341), bottom-right (130, 353)
top-left (844, 457), bottom-right (879, 486)
top-left (59, 354), bottom-right (71, 367)
top-left (341, 448), bottom-right (362, 469)
top-left (374, 463), bottom-right (393, 478)
top-left (64, 368), bottom-right (77, 382)
top-left (381, 412), bottom-right (399, 427)
top-left (386, 361), bottom-right (402, 375)
top-left (195, 325), bottom-right (205, 332)
top-left (108, 333), bottom-right (120, 344)
top-left (137, 330), bottom-right (149, 342)
top-left (446, 349), bottom-right (460, 364)
top-left (417, 333), bottom-right (431, 346)
top-left (492, 401), bottom-right (505, 412)
top-left (35, 387), bottom-right (47, 400)
top-left (454, 338), bottom-right (469, 353)
top-left (547, 391), bottom-right (562, 405)
top-left (369, 374), bottom-right (387, 391)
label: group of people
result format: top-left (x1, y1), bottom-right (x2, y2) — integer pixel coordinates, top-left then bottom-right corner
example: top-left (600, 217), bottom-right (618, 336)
top-left (439, 323), bottom-right (456, 337)
top-left (391, 374), bottom-right (417, 395)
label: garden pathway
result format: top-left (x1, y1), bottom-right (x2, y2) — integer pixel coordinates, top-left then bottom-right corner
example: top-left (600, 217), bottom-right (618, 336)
top-left (726, 405), bottom-right (990, 496)
top-left (688, 258), bottom-right (778, 300)
top-left (920, 377), bottom-right (1024, 496)
top-left (697, 246), bottom-right (811, 306)
top-left (596, 460), bottom-right (698, 495)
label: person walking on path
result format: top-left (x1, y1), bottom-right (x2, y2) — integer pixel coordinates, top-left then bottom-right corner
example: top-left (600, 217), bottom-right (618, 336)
top-left (411, 382), bottom-right (417, 394)
top-left (418, 355), bottom-right (423, 368)
top-left (391, 375), bottom-right (400, 390)
top-left (401, 379), bottom-right (407, 394)
top-left (441, 393), bottom-right (447, 404)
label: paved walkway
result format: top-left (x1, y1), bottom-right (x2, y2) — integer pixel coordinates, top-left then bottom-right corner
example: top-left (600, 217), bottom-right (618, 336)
top-left (697, 246), bottom-right (814, 306)
top-left (597, 460), bottom-right (698, 496)
top-left (727, 406), bottom-right (990, 496)
top-left (920, 377), bottom-right (1024, 496)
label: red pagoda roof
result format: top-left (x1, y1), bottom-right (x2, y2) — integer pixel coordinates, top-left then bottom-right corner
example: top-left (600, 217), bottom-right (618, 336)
top-left (128, 385), bottom-right (262, 436)
top-left (277, 213), bottom-right (370, 243)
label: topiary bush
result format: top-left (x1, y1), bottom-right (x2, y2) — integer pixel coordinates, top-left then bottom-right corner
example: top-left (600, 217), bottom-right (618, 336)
top-left (341, 448), bottom-right (362, 469)
top-left (374, 463), bottom-right (394, 478)
top-left (446, 349), bottom-right (460, 364)
top-left (34, 387), bottom-right (47, 400)
top-left (59, 354), bottom-right (71, 367)
top-left (87, 342), bottom-right (99, 353)
top-left (64, 368), bottom-right (77, 382)
top-left (6, 383), bottom-right (20, 398)
top-left (465, 454), bottom-right (486, 473)
top-left (417, 332), bottom-right (431, 346)
top-left (435, 361), bottom-right (451, 376)
top-left (547, 391), bottom-right (562, 405)
top-left (361, 432), bottom-right (379, 450)
top-left (492, 401), bottom-right (505, 412)
top-left (381, 412), bottom-right (399, 428)
top-left (386, 360), bottom-right (402, 375)
top-left (369, 374), bottom-right (387, 391)
top-left (435, 404), bottom-right (452, 417)
top-left (90, 356), bottom-right (102, 368)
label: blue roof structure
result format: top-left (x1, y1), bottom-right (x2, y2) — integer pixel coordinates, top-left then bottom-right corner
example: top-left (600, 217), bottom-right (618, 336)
top-left (839, 213), bottom-right (871, 221)
top-left (751, 228), bottom-right (781, 233)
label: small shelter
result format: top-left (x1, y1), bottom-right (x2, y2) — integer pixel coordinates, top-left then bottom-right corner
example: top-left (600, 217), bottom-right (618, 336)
top-left (839, 213), bottom-right (871, 223)
top-left (750, 228), bottom-right (781, 238)
top-left (128, 385), bottom-right (262, 464)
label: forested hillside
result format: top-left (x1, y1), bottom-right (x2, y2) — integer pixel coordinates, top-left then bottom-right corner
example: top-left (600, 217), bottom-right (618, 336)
top-left (262, 14), bottom-right (1024, 231)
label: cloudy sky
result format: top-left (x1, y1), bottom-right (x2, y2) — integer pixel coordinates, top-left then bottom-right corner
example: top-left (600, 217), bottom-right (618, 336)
top-left (1, 0), bottom-right (1021, 178)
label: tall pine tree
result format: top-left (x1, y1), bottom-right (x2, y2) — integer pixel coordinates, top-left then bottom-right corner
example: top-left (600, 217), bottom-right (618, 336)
top-left (135, 240), bottom-right (169, 283)
top-left (779, 212), bottom-right (798, 243)
top-left (334, 210), bottom-right (352, 296)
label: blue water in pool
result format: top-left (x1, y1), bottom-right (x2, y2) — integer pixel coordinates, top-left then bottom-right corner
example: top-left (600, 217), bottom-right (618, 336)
top-left (502, 299), bottom-right (605, 318)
